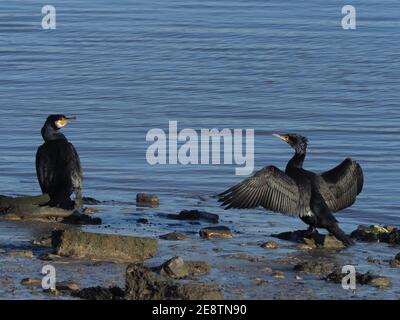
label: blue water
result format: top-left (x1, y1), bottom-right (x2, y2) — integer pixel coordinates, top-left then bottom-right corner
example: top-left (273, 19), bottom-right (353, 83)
top-left (0, 0), bottom-right (399, 299)
top-left (1, 0), bottom-right (399, 220)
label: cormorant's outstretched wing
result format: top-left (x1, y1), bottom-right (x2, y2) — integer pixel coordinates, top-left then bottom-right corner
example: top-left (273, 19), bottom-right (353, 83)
top-left (218, 166), bottom-right (311, 217)
top-left (320, 158), bottom-right (363, 212)
top-left (65, 142), bottom-right (82, 191)
top-left (36, 144), bottom-right (54, 194)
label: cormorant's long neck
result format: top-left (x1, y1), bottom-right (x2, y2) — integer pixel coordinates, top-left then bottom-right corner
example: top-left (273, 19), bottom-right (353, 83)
top-left (41, 125), bottom-right (66, 142)
top-left (286, 146), bottom-right (307, 171)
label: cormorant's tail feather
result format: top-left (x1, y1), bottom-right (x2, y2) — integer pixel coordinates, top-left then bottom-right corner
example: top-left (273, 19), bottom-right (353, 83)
top-left (327, 224), bottom-right (354, 247)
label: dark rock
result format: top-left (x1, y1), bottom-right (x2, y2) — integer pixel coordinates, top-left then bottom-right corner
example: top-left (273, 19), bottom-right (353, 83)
top-left (272, 230), bottom-right (305, 241)
top-left (351, 225), bottom-right (400, 244)
top-left (155, 257), bottom-right (211, 279)
top-left (39, 253), bottom-right (62, 261)
top-left (167, 210), bottom-right (219, 224)
top-left (325, 269), bottom-right (392, 289)
top-left (62, 211), bottom-right (102, 225)
top-left (159, 232), bottom-right (191, 241)
top-left (137, 218), bottom-right (149, 224)
top-left (0, 195), bottom-right (101, 223)
top-left (82, 197), bottom-right (102, 205)
top-left (72, 286), bottom-right (125, 300)
top-left (0, 194), bottom-right (49, 207)
top-left (199, 226), bottom-right (232, 239)
top-left (160, 256), bottom-right (189, 279)
top-left (32, 236), bottom-right (53, 247)
top-left (125, 264), bottom-right (223, 300)
top-left (272, 230), bottom-right (345, 249)
top-left (56, 281), bottom-right (80, 294)
top-left (0, 249), bottom-right (33, 258)
top-left (52, 229), bottom-right (158, 263)
top-left (136, 193), bottom-right (159, 208)
top-left (21, 278), bottom-right (41, 287)
top-left (294, 261), bottom-right (335, 274)
top-left (389, 253), bottom-right (400, 268)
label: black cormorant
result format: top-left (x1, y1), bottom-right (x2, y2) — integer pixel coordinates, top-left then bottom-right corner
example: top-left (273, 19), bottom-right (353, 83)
top-left (36, 115), bottom-right (83, 210)
top-left (218, 133), bottom-right (364, 246)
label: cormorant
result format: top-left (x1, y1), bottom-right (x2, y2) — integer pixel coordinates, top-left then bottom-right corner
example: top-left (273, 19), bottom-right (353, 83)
top-left (36, 115), bottom-right (83, 210)
top-left (218, 133), bottom-right (364, 246)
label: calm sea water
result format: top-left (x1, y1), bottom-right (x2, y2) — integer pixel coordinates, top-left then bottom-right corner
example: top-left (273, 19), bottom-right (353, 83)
top-left (0, 0), bottom-right (400, 299)
top-left (0, 0), bottom-right (400, 298)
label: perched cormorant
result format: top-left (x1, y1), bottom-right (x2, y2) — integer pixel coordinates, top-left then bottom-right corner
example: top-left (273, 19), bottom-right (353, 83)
top-left (218, 133), bottom-right (364, 246)
top-left (36, 115), bottom-right (83, 210)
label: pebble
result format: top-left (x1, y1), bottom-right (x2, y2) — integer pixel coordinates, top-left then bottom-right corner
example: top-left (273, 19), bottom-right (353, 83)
top-left (271, 272), bottom-right (285, 279)
top-left (260, 241), bottom-right (278, 249)
top-left (199, 226), bottom-right (232, 239)
top-left (159, 232), bottom-right (191, 241)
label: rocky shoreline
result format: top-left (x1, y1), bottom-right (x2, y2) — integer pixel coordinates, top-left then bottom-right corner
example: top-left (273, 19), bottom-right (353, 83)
top-left (0, 193), bottom-right (399, 300)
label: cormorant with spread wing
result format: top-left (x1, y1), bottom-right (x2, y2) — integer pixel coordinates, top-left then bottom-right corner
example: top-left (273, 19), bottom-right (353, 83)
top-left (218, 133), bottom-right (363, 246)
top-left (36, 115), bottom-right (83, 210)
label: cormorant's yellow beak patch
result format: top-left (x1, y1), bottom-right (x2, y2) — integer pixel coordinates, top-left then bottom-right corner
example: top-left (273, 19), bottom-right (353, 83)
top-left (55, 118), bottom-right (68, 128)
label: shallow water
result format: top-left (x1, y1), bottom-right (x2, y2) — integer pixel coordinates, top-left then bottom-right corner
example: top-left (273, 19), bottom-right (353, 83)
top-left (0, 0), bottom-right (399, 299)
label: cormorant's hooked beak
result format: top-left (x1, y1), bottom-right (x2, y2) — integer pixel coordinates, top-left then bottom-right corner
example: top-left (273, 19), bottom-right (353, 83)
top-left (272, 133), bottom-right (289, 143)
top-left (65, 116), bottom-right (77, 121)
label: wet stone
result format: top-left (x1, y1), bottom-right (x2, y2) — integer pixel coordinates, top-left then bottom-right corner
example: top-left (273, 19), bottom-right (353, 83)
top-left (125, 264), bottom-right (223, 300)
top-left (82, 197), bottom-right (102, 205)
top-left (0, 249), bottom-right (33, 259)
top-left (160, 256), bottom-right (189, 279)
top-left (156, 257), bottom-right (211, 279)
top-left (136, 193), bottom-right (159, 208)
top-left (21, 278), bottom-right (41, 287)
top-left (185, 261), bottom-right (211, 277)
top-left (370, 277), bottom-right (392, 289)
top-left (159, 232), bottom-right (191, 241)
top-left (271, 272), bottom-right (285, 279)
top-left (389, 254), bottom-right (400, 268)
top-left (56, 281), bottom-right (80, 294)
top-left (39, 253), bottom-right (62, 261)
top-left (367, 256), bottom-right (382, 265)
top-left (324, 270), bottom-right (392, 289)
top-left (168, 210), bottom-right (219, 224)
top-left (52, 229), bottom-right (158, 263)
top-left (296, 243), bottom-right (314, 250)
top-left (82, 207), bottom-right (100, 214)
top-left (272, 230), bottom-right (345, 249)
top-left (32, 236), bottom-right (53, 247)
top-left (199, 226), bottom-right (232, 239)
top-left (350, 225), bottom-right (400, 244)
top-left (260, 241), bottom-right (278, 249)
top-left (72, 286), bottom-right (125, 300)
top-left (294, 261), bottom-right (335, 274)
top-left (254, 278), bottom-right (268, 286)
top-left (261, 267), bottom-right (273, 273)
top-left (62, 211), bottom-right (102, 225)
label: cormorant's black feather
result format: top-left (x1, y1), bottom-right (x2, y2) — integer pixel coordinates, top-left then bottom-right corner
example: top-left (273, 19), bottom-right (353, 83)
top-left (218, 133), bottom-right (362, 247)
